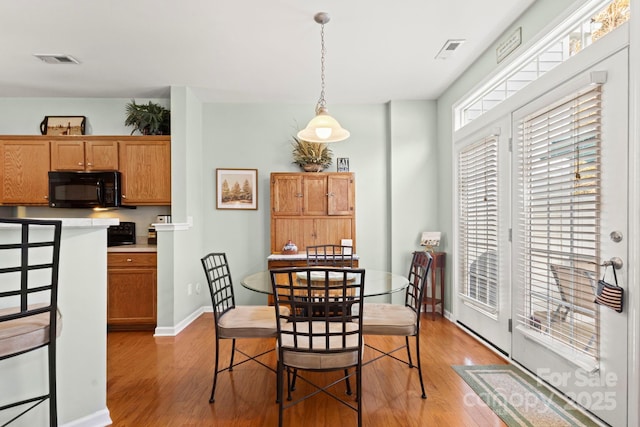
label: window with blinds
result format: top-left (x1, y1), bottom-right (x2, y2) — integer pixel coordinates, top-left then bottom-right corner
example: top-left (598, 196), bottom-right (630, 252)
top-left (458, 136), bottom-right (499, 312)
top-left (515, 84), bottom-right (601, 364)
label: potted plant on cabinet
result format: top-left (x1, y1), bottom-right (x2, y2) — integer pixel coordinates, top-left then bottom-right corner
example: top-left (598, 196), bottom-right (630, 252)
top-left (125, 100), bottom-right (171, 135)
top-left (291, 136), bottom-right (333, 172)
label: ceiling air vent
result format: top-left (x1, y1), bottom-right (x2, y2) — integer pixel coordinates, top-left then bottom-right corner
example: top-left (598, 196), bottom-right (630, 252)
top-left (435, 39), bottom-right (466, 60)
top-left (34, 54), bottom-right (80, 64)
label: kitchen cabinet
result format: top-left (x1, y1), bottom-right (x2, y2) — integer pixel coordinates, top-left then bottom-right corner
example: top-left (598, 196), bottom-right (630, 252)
top-left (118, 138), bottom-right (171, 205)
top-left (271, 172), bottom-right (354, 216)
top-left (0, 139), bottom-right (50, 205)
top-left (0, 135), bottom-right (170, 206)
top-left (270, 172), bottom-right (355, 253)
top-left (107, 252), bottom-right (157, 331)
top-left (50, 139), bottom-right (118, 171)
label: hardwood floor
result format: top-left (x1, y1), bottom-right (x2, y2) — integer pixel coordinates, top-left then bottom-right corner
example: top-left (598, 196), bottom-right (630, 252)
top-left (107, 313), bottom-right (508, 426)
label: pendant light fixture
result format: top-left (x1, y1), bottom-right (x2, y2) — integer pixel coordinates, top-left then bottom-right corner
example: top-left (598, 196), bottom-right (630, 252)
top-left (297, 12), bottom-right (350, 143)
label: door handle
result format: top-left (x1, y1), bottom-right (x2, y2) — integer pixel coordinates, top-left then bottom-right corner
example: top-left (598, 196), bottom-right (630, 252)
top-left (602, 257), bottom-right (623, 269)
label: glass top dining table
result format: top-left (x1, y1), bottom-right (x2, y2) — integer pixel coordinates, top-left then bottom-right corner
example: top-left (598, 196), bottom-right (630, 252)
top-left (241, 269), bottom-right (409, 298)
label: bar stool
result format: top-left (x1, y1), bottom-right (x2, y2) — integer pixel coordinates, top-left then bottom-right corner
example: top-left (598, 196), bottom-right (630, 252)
top-left (0, 218), bottom-right (62, 427)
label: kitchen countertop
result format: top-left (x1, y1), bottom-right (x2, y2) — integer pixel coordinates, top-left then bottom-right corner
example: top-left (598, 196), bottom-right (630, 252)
top-left (107, 244), bottom-right (157, 253)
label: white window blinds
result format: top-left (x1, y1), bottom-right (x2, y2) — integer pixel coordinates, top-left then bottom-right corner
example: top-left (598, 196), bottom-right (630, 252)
top-left (515, 84), bottom-right (602, 363)
top-left (458, 136), bottom-right (499, 311)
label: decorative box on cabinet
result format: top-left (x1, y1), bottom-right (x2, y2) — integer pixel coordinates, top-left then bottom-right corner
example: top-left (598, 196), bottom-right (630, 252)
top-left (107, 252), bottom-right (157, 331)
top-left (270, 172), bottom-right (355, 253)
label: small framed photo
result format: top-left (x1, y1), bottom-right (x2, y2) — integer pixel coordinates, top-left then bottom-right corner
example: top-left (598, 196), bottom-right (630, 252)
top-left (216, 168), bottom-right (258, 210)
top-left (337, 157), bottom-right (350, 172)
top-left (40, 116), bottom-right (86, 136)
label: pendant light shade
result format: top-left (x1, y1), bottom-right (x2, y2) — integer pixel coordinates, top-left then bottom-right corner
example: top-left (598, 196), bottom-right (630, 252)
top-left (297, 107), bottom-right (350, 143)
top-left (298, 12), bottom-right (350, 143)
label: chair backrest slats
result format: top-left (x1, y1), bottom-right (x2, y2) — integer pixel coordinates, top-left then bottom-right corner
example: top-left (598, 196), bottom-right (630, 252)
top-left (405, 251), bottom-right (433, 313)
top-left (201, 253), bottom-right (236, 323)
top-left (269, 267), bottom-right (365, 356)
top-left (0, 218), bottom-right (62, 336)
top-left (306, 244), bottom-right (354, 268)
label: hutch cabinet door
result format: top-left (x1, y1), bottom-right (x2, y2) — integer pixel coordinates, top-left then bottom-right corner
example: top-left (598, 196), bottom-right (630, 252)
top-left (302, 174), bottom-right (327, 215)
top-left (271, 173), bottom-right (303, 215)
top-left (327, 173), bottom-right (354, 215)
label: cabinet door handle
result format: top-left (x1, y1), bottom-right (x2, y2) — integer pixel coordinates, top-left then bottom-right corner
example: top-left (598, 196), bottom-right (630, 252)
top-left (327, 192), bottom-right (334, 197)
top-left (126, 258), bottom-right (132, 262)
top-left (78, 162), bottom-right (84, 166)
top-left (295, 193), bottom-right (303, 198)
top-left (87, 162), bottom-right (93, 166)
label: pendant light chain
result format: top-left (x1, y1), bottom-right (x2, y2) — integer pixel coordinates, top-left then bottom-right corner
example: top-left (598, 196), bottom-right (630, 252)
top-left (317, 22), bottom-right (327, 112)
top-left (297, 11), bottom-right (350, 143)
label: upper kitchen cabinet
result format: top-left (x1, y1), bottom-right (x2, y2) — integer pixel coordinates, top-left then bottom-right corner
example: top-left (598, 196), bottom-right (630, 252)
top-left (271, 172), bottom-right (354, 216)
top-left (118, 137), bottom-right (171, 205)
top-left (0, 139), bottom-right (50, 205)
top-left (51, 139), bottom-right (118, 171)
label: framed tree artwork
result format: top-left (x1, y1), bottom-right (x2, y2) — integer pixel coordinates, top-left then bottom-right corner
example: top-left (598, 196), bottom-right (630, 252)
top-left (216, 168), bottom-right (258, 210)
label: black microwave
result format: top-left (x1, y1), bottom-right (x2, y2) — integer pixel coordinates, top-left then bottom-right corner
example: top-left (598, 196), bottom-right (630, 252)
top-left (48, 171), bottom-right (122, 208)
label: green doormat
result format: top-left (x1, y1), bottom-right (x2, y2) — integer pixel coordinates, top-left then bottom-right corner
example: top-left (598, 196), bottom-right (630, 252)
top-left (452, 364), bottom-right (599, 427)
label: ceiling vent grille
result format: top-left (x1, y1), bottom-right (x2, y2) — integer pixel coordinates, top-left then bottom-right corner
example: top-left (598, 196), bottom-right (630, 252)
top-left (435, 39), bottom-right (466, 60)
top-left (34, 54), bottom-right (80, 64)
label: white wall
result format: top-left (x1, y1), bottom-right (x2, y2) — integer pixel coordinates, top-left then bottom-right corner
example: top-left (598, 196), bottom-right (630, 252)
top-left (199, 101), bottom-right (437, 306)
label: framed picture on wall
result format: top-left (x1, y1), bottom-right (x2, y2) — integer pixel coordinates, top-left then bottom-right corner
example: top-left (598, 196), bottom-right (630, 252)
top-left (216, 168), bottom-right (258, 210)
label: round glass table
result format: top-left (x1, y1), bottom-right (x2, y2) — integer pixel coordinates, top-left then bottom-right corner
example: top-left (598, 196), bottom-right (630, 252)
top-left (241, 269), bottom-right (409, 298)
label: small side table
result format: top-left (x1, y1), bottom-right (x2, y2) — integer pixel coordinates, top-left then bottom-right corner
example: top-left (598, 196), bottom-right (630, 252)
top-left (423, 251), bottom-right (446, 320)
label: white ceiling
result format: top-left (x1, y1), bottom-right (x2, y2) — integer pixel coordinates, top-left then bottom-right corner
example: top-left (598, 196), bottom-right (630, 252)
top-left (1, 0), bottom-right (535, 104)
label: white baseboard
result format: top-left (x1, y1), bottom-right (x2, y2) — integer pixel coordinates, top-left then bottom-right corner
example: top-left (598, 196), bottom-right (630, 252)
top-left (153, 305), bottom-right (212, 337)
top-left (60, 408), bottom-right (111, 427)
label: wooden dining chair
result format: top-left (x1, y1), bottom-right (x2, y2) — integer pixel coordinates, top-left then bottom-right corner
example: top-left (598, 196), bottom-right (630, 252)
top-left (269, 267), bottom-right (366, 427)
top-left (360, 251), bottom-right (432, 398)
top-left (0, 218), bottom-right (63, 427)
top-left (306, 244), bottom-right (354, 267)
top-left (200, 252), bottom-right (288, 403)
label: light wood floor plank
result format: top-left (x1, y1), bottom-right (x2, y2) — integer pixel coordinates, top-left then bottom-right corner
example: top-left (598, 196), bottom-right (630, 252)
top-left (107, 313), bottom-right (507, 426)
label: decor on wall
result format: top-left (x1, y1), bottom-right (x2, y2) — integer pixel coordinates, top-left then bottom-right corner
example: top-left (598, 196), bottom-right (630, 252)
top-left (297, 12), bottom-right (350, 143)
top-left (337, 157), bottom-right (349, 172)
top-left (291, 136), bottom-right (332, 172)
top-left (216, 168), bottom-right (258, 210)
top-left (40, 116), bottom-right (86, 135)
top-left (124, 99), bottom-right (171, 135)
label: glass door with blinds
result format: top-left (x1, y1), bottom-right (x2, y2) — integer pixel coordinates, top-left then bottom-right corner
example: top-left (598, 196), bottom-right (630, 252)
top-left (511, 50), bottom-right (628, 427)
top-left (454, 117), bottom-right (512, 355)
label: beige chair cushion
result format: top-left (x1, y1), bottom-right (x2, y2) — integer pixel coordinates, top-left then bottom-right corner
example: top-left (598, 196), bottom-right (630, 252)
top-left (0, 305), bottom-right (63, 358)
top-left (280, 321), bottom-right (360, 370)
top-left (361, 302), bottom-right (417, 336)
top-left (217, 305), bottom-right (289, 339)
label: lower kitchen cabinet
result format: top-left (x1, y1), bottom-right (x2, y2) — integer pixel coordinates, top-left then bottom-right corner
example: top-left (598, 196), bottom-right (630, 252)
top-left (107, 252), bottom-right (157, 331)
